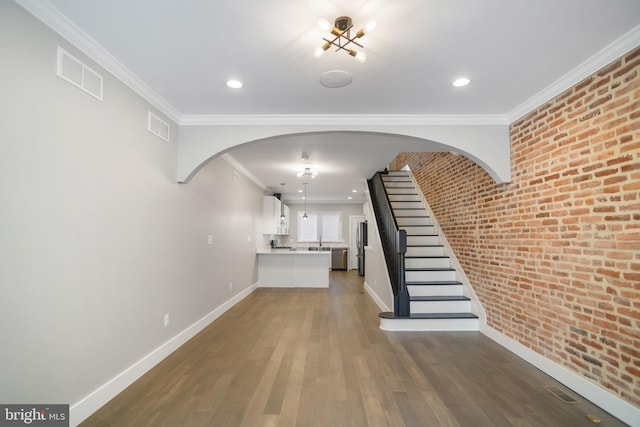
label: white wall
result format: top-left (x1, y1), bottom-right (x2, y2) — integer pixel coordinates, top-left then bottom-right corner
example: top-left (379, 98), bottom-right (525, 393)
top-left (0, 1), bottom-right (263, 422)
top-left (179, 124), bottom-right (511, 184)
top-left (362, 201), bottom-right (395, 312)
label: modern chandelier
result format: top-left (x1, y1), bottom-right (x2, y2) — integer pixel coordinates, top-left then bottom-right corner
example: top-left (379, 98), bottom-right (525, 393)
top-left (314, 16), bottom-right (376, 63)
top-left (297, 152), bottom-right (318, 178)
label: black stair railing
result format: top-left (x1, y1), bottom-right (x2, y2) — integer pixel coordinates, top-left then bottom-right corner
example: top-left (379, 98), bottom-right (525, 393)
top-left (368, 172), bottom-right (410, 317)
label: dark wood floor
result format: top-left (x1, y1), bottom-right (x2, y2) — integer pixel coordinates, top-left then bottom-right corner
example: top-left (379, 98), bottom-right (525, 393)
top-left (81, 271), bottom-right (626, 427)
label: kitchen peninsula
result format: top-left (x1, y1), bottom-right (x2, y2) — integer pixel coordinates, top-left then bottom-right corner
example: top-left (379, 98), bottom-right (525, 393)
top-left (256, 249), bottom-right (331, 288)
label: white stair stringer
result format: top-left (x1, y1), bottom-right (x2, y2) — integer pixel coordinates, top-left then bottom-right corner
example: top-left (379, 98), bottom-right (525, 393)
top-left (378, 171), bottom-right (485, 331)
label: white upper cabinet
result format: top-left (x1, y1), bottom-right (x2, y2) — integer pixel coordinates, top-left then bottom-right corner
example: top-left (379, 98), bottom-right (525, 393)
top-left (263, 196), bottom-right (289, 235)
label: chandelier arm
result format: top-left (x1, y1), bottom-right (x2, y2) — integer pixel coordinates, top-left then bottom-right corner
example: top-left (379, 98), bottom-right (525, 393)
top-left (339, 36), bottom-right (364, 49)
top-left (322, 35), bottom-right (364, 53)
top-left (323, 38), bottom-right (352, 53)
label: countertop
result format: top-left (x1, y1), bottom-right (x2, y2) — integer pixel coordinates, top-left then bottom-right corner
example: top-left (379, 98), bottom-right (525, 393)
top-left (256, 249), bottom-right (332, 255)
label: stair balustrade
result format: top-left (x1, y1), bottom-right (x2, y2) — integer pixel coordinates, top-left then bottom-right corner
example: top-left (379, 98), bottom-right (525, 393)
top-left (367, 172), bottom-right (410, 317)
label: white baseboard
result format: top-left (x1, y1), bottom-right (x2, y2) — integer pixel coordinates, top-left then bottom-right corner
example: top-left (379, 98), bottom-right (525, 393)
top-left (69, 283), bottom-right (258, 426)
top-left (481, 325), bottom-right (640, 427)
top-left (364, 281), bottom-right (392, 312)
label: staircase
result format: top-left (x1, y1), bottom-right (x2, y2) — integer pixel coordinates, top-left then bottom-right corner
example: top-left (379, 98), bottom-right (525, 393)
top-left (378, 171), bottom-right (481, 331)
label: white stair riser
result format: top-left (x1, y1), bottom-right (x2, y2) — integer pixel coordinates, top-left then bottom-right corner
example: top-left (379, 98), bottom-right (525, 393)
top-left (408, 284), bottom-right (463, 296)
top-left (379, 317), bottom-right (479, 332)
top-left (410, 300), bottom-right (471, 313)
top-left (406, 246), bottom-right (445, 257)
top-left (394, 209), bottom-right (426, 217)
top-left (383, 182), bottom-right (413, 189)
top-left (382, 177), bottom-right (411, 182)
top-left (391, 201), bottom-right (423, 209)
top-left (407, 235), bottom-right (440, 245)
top-left (405, 257), bottom-right (450, 268)
top-left (386, 188), bottom-right (418, 195)
top-left (402, 226), bottom-right (435, 235)
top-left (406, 269), bottom-right (457, 282)
top-left (388, 194), bottom-right (420, 202)
top-left (405, 246), bottom-right (444, 258)
top-left (396, 217), bottom-right (432, 226)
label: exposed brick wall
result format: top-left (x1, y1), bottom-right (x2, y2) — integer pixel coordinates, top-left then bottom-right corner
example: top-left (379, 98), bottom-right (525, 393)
top-left (395, 47), bottom-right (640, 407)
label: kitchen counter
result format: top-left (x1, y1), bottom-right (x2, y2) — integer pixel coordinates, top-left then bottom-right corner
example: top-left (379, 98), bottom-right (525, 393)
top-left (257, 249), bottom-right (330, 287)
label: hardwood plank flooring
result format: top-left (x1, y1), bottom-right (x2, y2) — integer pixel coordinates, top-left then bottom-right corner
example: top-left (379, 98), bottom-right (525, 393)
top-left (80, 271), bottom-right (627, 427)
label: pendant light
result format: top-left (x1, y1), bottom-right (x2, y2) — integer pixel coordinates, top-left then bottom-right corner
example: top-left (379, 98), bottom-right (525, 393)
top-left (279, 182), bottom-right (286, 223)
top-left (303, 182), bottom-right (308, 220)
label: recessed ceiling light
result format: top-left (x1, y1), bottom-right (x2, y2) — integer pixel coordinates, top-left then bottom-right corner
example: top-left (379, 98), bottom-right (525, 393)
top-left (348, 196), bottom-right (353, 200)
top-left (226, 80), bottom-right (243, 89)
top-left (452, 77), bottom-right (470, 87)
top-left (352, 189), bottom-right (357, 193)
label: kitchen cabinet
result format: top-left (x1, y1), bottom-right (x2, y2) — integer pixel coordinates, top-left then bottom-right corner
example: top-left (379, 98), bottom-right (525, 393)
top-left (263, 196), bottom-right (290, 235)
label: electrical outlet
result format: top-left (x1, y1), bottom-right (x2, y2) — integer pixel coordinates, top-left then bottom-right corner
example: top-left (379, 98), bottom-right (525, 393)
top-left (229, 282), bottom-right (233, 290)
top-left (247, 235), bottom-right (251, 242)
top-left (164, 313), bottom-right (170, 327)
top-left (207, 235), bottom-right (213, 244)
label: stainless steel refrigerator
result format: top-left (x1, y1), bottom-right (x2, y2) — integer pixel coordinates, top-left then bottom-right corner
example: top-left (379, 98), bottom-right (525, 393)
top-left (356, 221), bottom-right (367, 276)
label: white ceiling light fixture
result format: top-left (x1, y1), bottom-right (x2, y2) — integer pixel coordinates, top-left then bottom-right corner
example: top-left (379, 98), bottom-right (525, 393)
top-left (226, 79), bottom-right (243, 89)
top-left (315, 16), bottom-right (376, 63)
top-left (452, 77), bottom-right (470, 87)
top-left (297, 152), bottom-right (318, 178)
top-left (297, 167), bottom-right (318, 178)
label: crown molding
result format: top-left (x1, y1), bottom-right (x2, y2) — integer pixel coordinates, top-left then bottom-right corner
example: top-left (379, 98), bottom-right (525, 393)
top-left (16, 0), bottom-right (639, 130)
top-left (221, 154), bottom-right (267, 191)
top-left (179, 114), bottom-right (510, 127)
top-left (507, 24), bottom-right (640, 123)
top-left (15, 0), bottom-right (182, 124)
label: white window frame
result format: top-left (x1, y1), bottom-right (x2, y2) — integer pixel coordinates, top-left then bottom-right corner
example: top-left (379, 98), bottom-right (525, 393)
top-left (297, 211), bottom-right (342, 243)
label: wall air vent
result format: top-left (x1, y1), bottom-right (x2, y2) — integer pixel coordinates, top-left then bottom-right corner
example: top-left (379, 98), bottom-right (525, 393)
top-left (56, 47), bottom-right (103, 101)
top-left (148, 111), bottom-right (170, 142)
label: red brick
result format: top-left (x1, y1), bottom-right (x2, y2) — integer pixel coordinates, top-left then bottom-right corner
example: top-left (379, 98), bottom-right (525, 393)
top-left (393, 47), bottom-right (640, 410)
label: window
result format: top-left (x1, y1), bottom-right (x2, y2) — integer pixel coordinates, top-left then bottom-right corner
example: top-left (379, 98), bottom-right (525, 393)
top-left (297, 212), bottom-right (342, 242)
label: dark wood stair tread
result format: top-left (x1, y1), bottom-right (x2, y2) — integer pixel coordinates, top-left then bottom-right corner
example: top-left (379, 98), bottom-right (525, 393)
top-left (405, 256), bottom-right (449, 259)
top-left (410, 295), bottom-right (470, 301)
top-left (379, 312), bottom-right (478, 319)
top-left (406, 281), bottom-right (463, 286)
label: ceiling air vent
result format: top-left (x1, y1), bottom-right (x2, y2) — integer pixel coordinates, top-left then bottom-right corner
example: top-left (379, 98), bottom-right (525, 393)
top-left (148, 112), bottom-right (170, 142)
top-left (56, 47), bottom-right (103, 101)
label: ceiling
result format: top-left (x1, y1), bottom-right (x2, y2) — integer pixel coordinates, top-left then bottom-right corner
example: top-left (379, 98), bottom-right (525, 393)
top-left (27, 0), bottom-right (640, 202)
